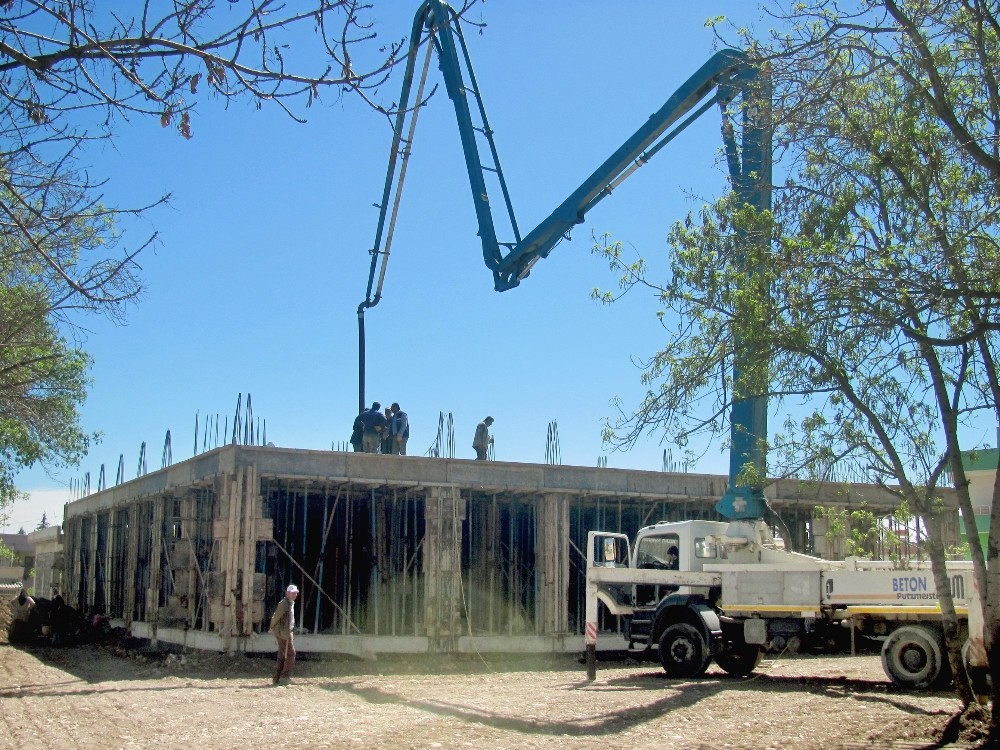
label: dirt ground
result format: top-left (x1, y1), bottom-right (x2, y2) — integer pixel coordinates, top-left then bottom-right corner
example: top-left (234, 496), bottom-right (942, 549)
top-left (0, 597), bottom-right (992, 750)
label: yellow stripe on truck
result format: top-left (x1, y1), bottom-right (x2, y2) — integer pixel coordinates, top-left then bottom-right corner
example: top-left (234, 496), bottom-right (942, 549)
top-left (845, 605), bottom-right (968, 616)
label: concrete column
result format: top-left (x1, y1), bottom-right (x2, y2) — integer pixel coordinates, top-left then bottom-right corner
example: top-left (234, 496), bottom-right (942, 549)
top-left (239, 464), bottom-right (258, 638)
top-left (208, 465), bottom-right (264, 648)
top-left (148, 497), bottom-right (164, 643)
top-left (87, 513), bottom-right (99, 614)
top-left (180, 492), bottom-right (198, 627)
top-left (216, 466), bottom-right (260, 647)
top-left (423, 486), bottom-right (465, 651)
top-left (535, 493), bottom-right (570, 634)
top-left (124, 503), bottom-right (139, 625)
top-left (208, 472), bottom-right (231, 633)
top-left (468, 494), bottom-right (499, 634)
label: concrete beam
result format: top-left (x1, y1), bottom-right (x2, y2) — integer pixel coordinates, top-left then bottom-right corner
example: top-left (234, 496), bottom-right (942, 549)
top-left (67, 445), bottom-right (942, 519)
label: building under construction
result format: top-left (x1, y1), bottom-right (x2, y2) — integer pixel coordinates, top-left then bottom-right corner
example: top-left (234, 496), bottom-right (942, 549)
top-left (46, 444), bottom-right (960, 656)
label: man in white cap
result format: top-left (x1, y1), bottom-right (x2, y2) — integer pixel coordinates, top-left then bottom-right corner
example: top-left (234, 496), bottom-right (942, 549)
top-left (268, 584), bottom-right (298, 684)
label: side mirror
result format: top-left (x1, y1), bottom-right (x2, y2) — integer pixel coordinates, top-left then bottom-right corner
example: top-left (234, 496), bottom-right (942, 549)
top-left (602, 537), bottom-right (618, 565)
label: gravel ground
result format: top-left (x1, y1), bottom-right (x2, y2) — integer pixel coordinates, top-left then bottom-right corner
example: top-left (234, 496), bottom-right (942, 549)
top-left (1, 594), bottom-right (991, 749)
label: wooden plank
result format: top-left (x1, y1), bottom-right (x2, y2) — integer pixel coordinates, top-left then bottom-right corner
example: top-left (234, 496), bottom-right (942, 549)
top-left (222, 467), bottom-right (242, 648)
top-left (87, 513), bottom-right (99, 613)
top-left (148, 497), bottom-right (164, 641)
top-left (241, 464), bottom-right (255, 636)
top-left (125, 503), bottom-right (139, 626)
top-left (255, 517), bottom-right (274, 541)
top-left (181, 493), bottom-right (197, 627)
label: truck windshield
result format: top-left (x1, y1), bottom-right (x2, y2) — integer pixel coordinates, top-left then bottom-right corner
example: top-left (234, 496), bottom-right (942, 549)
top-left (636, 535), bottom-right (680, 569)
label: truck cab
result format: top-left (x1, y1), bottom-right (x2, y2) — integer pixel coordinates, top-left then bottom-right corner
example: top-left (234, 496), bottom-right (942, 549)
top-left (634, 520), bottom-right (731, 572)
top-left (631, 520), bottom-right (728, 605)
top-left (589, 520), bottom-right (732, 572)
top-left (588, 521), bottom-right (730, 644)
top-left (625, 521), bottom-right (728, 639)
top-left (587, 521), bottom-right (770, 679)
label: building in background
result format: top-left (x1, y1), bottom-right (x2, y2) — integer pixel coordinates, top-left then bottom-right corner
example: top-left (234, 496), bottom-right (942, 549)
top-left (28, 526), bottom-right (63, 597)
top-left (960, 447), bottom-right (997, 554)
top-left (0, 532), bottom-right (33, 587)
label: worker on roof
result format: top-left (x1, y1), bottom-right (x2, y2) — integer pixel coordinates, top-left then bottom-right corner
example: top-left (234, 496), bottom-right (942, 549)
top-left (358, 402), bottom-right (388, 453)
top-left (350, 414), bottom-right (363, 452)
top-left (380, 406), bottom-right (394, 454)
top-left (390, 403), bottom-right (410, 456)
top-left (473, 416), bottom-right (494, 460)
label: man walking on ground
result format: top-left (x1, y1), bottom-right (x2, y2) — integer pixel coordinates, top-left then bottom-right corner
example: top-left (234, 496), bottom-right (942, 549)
top-left (269, 584), bottom-right (298, 685)
top-left (359, 401), bottom-right (388, 453)
top-left (473, 416), bottom-right (494, 460)
top-left (390, 402), bottom-right (409, 455)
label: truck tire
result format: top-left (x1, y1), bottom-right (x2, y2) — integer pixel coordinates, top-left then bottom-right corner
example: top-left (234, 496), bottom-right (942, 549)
top-left (714, 644), bottom-right (763, 677)
top-left (881, 625), bottom-right (947, 689)
top-left (658, 623), bottom-right (710, 678)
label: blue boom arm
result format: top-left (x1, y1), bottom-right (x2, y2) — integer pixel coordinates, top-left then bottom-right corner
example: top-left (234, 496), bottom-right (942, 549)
top-left (360, 0), bottom-right (772, 520)
top-left (497, 50), bottom-right (763, 291)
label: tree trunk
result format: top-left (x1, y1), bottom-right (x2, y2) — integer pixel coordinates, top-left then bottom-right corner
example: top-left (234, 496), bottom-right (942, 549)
top-left (921, 512), bottom-right (975, 705)
top-left (987, 467), bottom-right (1000, 732)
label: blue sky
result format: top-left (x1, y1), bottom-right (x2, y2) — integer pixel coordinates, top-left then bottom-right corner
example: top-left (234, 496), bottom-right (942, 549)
top-left (7, 1), bottom-right (765, 532)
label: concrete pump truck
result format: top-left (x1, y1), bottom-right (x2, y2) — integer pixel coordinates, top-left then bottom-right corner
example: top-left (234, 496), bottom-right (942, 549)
top-left (360, 1), bottom-right (986, 692)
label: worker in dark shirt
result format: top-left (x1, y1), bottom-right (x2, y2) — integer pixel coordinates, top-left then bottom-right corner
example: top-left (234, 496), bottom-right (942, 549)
top-left (359, 402), bottom-right (389, 453)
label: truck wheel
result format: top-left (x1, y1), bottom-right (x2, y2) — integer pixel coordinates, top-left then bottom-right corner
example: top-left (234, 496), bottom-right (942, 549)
top-left (881, 625), bottom-right (947, 689)
top-left (658, 623), bottom-right (710, 678)
top-left (714, 644), bottom-right (763, 677)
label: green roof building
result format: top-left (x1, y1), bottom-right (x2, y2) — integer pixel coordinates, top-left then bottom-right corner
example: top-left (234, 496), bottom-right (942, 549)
top-left (960, 447), bottom-right (997, 555)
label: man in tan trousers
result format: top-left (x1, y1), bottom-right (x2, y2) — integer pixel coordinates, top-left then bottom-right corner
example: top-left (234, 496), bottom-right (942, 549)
top-left (268, 584), bottom-right (298, 684)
